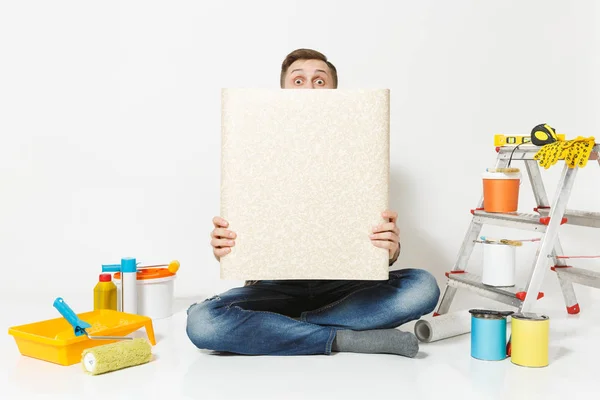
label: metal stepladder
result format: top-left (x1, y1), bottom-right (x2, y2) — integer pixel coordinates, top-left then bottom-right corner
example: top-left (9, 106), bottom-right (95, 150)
top-left (435, 142), bottom-right (600, 317)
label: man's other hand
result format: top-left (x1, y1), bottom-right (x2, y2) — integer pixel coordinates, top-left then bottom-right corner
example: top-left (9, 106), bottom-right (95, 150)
top-left (370, 210), bottom-right (401, 265)
top-left (211, 216), bottom-right (236, 261)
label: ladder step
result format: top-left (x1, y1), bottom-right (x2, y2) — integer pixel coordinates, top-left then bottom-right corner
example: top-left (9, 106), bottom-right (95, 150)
top-left (553, 267), bottom-right (600, 289)
top-left (496, 143), bottom-right (600, 161)
top-left (536, 208), bottom-right (600, 228)
top-left (471, 209), bottom-right (547, 232)
top-left (445, 271), bottom-right (523, 308)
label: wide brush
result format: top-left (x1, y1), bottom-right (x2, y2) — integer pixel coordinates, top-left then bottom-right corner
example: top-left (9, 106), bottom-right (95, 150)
top-left (137, 259), bottom-right (180, 274)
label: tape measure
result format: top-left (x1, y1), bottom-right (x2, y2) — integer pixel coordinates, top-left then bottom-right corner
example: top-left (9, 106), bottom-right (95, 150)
top-left (531, 123), bottom-right (559, 146)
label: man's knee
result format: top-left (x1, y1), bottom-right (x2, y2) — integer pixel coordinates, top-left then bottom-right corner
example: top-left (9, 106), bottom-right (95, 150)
top-left (413, 269), bottom-right (441, 312)
top-left (392, 268), bottom-right (440, 312)
top-left (186, 296), bottom-right (227, 350)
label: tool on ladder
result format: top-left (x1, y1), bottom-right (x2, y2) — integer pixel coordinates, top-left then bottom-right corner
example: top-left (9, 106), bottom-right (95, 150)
top-left (530, 124), bottom-right (560, 146)
top-left (435, 126), bottom-right (600, 323)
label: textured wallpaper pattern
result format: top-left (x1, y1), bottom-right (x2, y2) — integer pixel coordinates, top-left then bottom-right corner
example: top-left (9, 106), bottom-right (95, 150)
top-left (220, 88), bottom-right (390, 280)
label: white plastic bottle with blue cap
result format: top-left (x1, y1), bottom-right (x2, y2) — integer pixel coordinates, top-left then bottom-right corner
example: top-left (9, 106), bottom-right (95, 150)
top-left (102, 257), bottom-right (138, 314)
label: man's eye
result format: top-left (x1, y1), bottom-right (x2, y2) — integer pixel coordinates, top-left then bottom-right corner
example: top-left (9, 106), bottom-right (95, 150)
top-left (315, 79), bottom-right (325, 85)
top-left (294, 78), bottom-right (303, 85)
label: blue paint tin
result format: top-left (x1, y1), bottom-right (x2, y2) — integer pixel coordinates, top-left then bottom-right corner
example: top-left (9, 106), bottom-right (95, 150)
top-left (469, 309), bottom-right (513, 361)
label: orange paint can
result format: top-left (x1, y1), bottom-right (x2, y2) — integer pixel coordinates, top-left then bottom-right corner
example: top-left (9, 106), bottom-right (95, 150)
top-left (482, 170), bottom-right (521, 213)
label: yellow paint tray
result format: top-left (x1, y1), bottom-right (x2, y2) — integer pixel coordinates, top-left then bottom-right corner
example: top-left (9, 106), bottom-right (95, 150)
top-left (8, 309), bottom-right (156, 366)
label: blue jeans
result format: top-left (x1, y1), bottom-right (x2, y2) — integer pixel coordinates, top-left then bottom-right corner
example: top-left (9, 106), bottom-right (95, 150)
top-left (186, 268), bottom-right (440, 355)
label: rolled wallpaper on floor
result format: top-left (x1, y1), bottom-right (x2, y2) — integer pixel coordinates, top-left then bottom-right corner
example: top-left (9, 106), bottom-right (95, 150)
top-left (220, 88), bottom-right (390, 280)
top-left (414, 311), bottom-right (472, 343)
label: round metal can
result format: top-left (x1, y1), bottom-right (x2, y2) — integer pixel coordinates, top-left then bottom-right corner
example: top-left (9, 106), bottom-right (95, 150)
top-left (510, 312), bottom-right (549, 367)
top-left (469, 309), bottom-right (511, 361)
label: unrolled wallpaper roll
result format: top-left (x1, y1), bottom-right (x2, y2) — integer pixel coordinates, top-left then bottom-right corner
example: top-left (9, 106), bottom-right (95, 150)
top-left (414, 310), bottom-right (472, 343)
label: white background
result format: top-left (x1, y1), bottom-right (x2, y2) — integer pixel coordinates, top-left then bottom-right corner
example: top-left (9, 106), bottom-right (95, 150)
top-left (1, 0), bottom-right (599, 311)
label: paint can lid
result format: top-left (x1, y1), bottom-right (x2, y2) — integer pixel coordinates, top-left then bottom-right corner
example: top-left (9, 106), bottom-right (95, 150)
top-left (469, 309), bottom-right (513, 319)
top-left (511, 312), bottom-right (549, 321)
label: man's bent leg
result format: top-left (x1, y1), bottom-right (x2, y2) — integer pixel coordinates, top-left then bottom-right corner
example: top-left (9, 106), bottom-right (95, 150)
top-left (186, 283), bottom-right (336, 356)
top-left (282, 269), bottom-right (440, 358)
top-left (303, 268), bottom-right (441, 330)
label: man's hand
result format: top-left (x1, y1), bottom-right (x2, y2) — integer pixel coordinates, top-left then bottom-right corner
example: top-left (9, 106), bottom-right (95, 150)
top-left (370, 210), bottom-right (401, 265)
top-left (211, 216), bottom-right (236, 261)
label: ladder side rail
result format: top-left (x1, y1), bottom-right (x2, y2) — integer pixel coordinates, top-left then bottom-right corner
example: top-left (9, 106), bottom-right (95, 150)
top-left (434, 153), bottom-right (509, 315)
top-left (521, 165), bottom-right (578, 312)
top-left (551, 240), bottom-right (580, 314)
top-left (435, 219), bottom-right (483, 315)
top-left (526, 159), bottom-right (580, 312)
top-left (524, 160), bottom-right (550, 207)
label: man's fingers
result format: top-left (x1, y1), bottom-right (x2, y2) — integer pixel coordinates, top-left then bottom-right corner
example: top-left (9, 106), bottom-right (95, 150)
top-left (372, 240), bottom-right (400, 259)
top-left (371, 240), bottom-right (394, 250)
top-left (211, 228), bottom-right (236, 239)
top-left (372, 222), bottom-right (397, 234)
top-left (214, 247), bottom-right (231, 257)
top-left (213, 216), bottom-right (229, 228)
top-left (211, 238), bottom-right (235, 248)
top-left (382, 210), bottom-right (398, 224)
top-left (369, 232), bottom-right (399, 242)
top-left (212, 216), bottom-right (234, 259)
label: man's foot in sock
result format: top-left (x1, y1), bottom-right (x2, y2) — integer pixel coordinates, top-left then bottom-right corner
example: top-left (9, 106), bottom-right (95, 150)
top-left (331, 328), bottom-right (419, 358)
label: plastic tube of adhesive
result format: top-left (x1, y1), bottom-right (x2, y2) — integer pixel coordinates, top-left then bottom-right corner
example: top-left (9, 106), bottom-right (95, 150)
top-left (120, 257), bottom-right (138, 314)
top-left (102, 257), bottom-right (138, 314)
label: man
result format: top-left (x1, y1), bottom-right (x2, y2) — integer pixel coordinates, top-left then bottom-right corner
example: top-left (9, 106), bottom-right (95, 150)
top-left (186, 48), bottom-right (440, 357)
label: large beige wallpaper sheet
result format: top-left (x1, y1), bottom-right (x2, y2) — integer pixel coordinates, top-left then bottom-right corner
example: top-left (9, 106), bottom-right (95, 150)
top-left (220, 88), bottom-right (390, 280)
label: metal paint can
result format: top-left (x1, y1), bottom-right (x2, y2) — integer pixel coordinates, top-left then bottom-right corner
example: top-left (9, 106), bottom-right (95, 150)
top-left (510, 312), bottom-right (549, 367)
top-left (469, 309), bottom-right (512, 361)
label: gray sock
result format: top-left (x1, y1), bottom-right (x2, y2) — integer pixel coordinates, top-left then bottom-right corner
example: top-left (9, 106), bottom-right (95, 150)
top-left (331, 329), bottom-right (419, 358)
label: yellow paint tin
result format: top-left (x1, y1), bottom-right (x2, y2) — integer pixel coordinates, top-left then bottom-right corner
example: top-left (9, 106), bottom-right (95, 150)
top-left (510, 312), bottom-right (549, 368)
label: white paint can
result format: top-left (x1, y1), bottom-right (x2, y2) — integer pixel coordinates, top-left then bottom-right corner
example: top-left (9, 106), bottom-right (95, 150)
top-left (114, 267), bottom-right (176, 319)
top-left (482, 243), bottom-right (516, 287)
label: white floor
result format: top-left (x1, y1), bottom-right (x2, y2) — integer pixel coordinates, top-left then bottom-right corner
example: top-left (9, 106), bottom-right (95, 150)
top-left (2, 291), bottom-right (600, 400)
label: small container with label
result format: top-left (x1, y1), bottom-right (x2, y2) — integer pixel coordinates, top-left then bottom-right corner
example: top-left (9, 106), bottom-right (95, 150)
top-left (94, 273), bottom-right (118, 310)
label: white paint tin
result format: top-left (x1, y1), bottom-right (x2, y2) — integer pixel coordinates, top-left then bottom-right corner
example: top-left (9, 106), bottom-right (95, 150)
top-left (114, 268), bottom-right (176, 319)
top-left (482, 243), bottom-right (516, 287)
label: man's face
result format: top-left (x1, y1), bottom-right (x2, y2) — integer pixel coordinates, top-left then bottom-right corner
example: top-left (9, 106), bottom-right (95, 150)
top-left (283, 59), bottom-right (335, 89)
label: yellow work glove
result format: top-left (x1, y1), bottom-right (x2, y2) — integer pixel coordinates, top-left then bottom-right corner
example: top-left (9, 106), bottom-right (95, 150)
top-left (534, 136), bottom-right (595, 169)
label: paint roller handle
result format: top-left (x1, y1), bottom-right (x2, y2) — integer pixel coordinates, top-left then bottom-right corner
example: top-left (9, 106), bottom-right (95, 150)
top-left (137, 264), bottom-right (168, 269)
top-left (101, 264), bottom-right (121, 273)
top-left (53, 297), bottom-right (91, 336)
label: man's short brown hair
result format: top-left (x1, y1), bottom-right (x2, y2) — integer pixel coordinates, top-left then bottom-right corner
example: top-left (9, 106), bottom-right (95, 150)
top-left (280, 48), bottom-right (338, 88)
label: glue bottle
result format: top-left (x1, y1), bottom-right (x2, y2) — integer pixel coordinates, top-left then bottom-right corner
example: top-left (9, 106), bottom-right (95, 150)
top-left (120, 257), bottom-right (138, 314)
top-left (94, 273), bottom-right (117, 310)
top-left (101, 257), bottom-right (138, 314)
